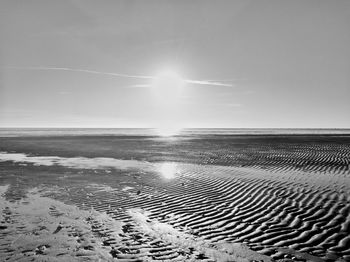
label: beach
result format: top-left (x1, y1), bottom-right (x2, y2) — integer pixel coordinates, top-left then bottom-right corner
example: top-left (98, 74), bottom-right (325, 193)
top-left (0, 130), bottom-right (349, 261)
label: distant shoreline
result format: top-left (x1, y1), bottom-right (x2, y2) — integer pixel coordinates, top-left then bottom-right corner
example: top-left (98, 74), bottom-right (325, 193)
top-left (0, 127), bottom-right (350, 137)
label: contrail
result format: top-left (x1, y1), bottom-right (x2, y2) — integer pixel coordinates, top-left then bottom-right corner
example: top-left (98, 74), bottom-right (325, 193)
top-left (2, 66), bottom-right (234, 87)
top-left (185, 79), bottom-right (232, 87)
top-left (3, 66), bottom-right (153, 79)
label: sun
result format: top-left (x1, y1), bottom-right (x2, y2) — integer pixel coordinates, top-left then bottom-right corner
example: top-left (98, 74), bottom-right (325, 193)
top-left (154, 70), bottom-right (184, 88)
top-left (152, 70), bottom-right (185, 101)
top-left (152, 69), bottom-right (185, 136)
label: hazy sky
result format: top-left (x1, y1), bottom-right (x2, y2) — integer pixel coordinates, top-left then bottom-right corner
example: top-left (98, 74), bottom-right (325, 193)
top-left (1, 0), bottom-right (349, 128)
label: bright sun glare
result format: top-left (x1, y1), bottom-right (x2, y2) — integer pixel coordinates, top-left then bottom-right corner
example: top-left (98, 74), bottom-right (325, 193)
top-left (152, 69), bottom-right (185, 136)
top-left (152, 70), bottom-right (185, 100)
top-left (156, 126), bottom-right (181, 137)
top-left (158, 162), bottom-right (178, 179)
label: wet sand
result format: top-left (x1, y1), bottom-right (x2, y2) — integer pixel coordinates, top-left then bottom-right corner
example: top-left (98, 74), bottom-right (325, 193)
top-left (0, 134), bottom-right (349, 261)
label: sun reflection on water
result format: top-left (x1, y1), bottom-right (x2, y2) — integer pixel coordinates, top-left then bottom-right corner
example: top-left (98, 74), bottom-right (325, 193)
top-left (156, 126), bottom-right (181, 137)
top-left (158, 162), bottom-right (178, 179)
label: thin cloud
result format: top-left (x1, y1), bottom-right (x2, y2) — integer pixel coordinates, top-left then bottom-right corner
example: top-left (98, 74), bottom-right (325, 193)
top-left (3, 66), bottom-right (235, 87)
top-left (185, 79), bottom-right (233, 87)
top-left (3, 66), bottom-right (153, 80)
top-left (128, 84), bottom-right (152, 88)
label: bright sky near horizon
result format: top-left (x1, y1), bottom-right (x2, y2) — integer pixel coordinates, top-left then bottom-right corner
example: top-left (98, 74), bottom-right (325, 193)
top-left (0, 0), bottom-right (349, 128)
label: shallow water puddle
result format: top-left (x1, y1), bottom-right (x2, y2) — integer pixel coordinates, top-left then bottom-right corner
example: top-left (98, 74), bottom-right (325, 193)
top-left (0, 151), bottom-right (153, 170)
top-left (0, 151), bottom-right (188, 181)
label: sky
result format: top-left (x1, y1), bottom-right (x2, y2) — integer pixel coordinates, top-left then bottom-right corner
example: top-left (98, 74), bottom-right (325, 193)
top-left (0, 0), bottom-right (349, 128)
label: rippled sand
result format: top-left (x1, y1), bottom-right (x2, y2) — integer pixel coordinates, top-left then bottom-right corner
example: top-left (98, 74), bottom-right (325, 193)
top-left (0, 134), bottom-right (349, 261)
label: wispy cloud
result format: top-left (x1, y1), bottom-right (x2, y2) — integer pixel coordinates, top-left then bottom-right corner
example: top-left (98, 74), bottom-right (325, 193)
top-left (128, 84), bottom-right (152, 88)
top-left (185, 79), bottom-right (233, 87)
top-left (2, 66), bottom-right (153, 79)
top-left (2, 66), bottom-right (235, 87)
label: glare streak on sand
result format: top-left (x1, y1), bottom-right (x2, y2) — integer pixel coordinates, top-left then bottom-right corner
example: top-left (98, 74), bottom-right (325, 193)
top-left (158, 162), bottom-right (178, 179)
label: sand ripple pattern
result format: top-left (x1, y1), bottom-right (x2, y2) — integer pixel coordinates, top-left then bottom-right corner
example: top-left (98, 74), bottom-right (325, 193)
top-left (63, 161), bottom-right (350, 262)
top-left (1, 136), bottom-right (350, 261)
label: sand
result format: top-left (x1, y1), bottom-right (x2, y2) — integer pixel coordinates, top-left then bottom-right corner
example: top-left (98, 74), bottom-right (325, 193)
top-left (0, 184), bottom-right (271, 262)
top-left (0, 185), bottom-right (122, 261)
top-left (0, 134), bottom-right (349, 261)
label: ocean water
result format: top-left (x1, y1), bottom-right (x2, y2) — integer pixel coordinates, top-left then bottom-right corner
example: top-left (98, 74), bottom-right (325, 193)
top-left (0, 128), bottom-right (349, 137)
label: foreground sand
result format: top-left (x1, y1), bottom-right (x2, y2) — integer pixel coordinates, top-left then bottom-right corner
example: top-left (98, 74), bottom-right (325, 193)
top-left (0, 185), bottom-right (118, 261)
top-left (0, 185), bottom-right (270, 262)
top-left (0, 134), bottom-right (349, 261)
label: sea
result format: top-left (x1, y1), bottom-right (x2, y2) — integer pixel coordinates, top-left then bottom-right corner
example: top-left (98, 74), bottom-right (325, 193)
top-left (0, 128), bottom-right (350, 137)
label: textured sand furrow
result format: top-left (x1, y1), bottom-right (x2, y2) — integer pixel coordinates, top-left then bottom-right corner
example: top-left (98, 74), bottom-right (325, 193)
top-left (120, 164), bottom-right (349, 261)
top-left (1, 135), bottom-right (350, 261)
top-left (116, 166), bottom-right (347, 260)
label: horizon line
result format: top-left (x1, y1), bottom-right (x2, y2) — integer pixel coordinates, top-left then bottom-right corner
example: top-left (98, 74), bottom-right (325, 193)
top-left (1, 127), bottom-right (350, 130)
